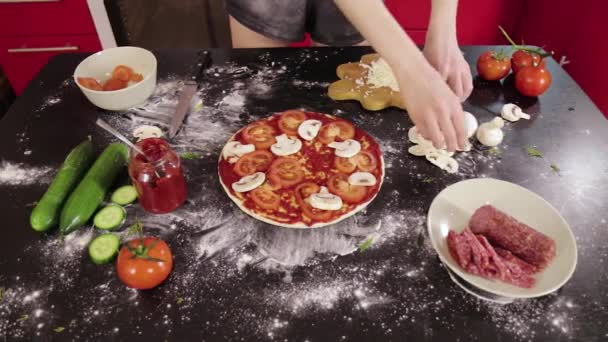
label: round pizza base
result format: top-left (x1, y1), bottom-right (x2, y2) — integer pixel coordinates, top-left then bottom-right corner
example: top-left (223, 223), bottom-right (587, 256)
top-left (218, 114), bottom-right (385, 229)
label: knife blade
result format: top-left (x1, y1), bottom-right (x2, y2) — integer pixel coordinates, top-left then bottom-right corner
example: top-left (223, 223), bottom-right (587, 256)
top-left (168, 50), bottom-right (211, 138)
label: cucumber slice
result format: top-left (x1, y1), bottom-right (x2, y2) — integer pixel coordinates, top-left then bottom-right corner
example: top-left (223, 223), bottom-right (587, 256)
top-left (88, 234), bottom-right (121, 264)
top-left (111, 185), bottom-right (138, 205)
top-left (93, 205), bottom-right (126, 230)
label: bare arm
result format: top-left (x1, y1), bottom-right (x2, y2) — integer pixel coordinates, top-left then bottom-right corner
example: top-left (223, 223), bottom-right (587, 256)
top-left (334, 0), bottom-right (466, 151)
top-left (425, 0), bottom-right (473, 100)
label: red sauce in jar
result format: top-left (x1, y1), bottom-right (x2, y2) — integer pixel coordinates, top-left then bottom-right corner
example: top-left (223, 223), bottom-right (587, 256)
top-left (128, 138), bottom-right (187, 214)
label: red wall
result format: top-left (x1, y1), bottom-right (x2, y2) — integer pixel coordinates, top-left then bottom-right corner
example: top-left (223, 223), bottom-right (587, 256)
top-left (514, 1), bottom-right (608, 117)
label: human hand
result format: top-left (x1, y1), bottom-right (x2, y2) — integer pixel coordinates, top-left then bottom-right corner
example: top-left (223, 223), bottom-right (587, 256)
top-left (395, 63), bottom-right (466, 151)
top-left (423, 30), bottom-right (473, 101)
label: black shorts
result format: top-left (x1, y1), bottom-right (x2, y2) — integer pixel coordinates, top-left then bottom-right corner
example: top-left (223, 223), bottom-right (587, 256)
top-left (226, 0), bottom-right (364, 46)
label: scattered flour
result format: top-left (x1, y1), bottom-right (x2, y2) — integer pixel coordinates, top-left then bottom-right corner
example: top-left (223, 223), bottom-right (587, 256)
top-left (0, 161), bottom-right (54, 186)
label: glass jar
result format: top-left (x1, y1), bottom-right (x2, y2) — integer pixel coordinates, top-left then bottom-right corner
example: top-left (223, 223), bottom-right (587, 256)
top-left (128, 138), bottom-right (187, 214)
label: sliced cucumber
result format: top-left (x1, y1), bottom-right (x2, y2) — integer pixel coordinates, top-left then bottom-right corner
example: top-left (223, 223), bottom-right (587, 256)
top-left (93, 205), bottom-right (126, 230)
top-left (88, 234), bottom-right (121, 264)
top-left (111, 185), bottom-right (138, 205)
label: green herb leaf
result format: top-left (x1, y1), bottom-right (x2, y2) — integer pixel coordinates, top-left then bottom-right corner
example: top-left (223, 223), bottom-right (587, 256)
top-left (489, 147), bottom-right (502, 156)
top-left (180, 152), bottom-right (202, 160)
top-left (422, 177), bottom-right (435, 184)
top-left (127, 220), bottom-right (144, 238)
top-left (359, 238), bottom-right (374, 252)
top-left (177, 297), bottom-right (185, 305)
top-left (0, 287), bottom-right (5, 302)
top-left (53, 326), bottom-right (65, 333)
top-left (550, 164), bottom-right (560, 172)
top-left (17, 314), bottom-right (29, 322)
top-left (526, 147), bottom-right (543, 158)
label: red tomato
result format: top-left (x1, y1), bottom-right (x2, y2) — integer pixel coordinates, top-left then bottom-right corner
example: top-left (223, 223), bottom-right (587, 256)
top-left (102, 78), bottom-right (128, 91)
top-left (77, 77), bottom-right (103, 91)
top-left (112, 65), bottom-right (134, 82)
top-left (242, 124), bottom-right (277, 149)
top-left (295, 182), bottom-right (332, 221)
top-left (277, 110), bottom-right (307, 135)
top-left (130, 73), bottom-right (144, 82)
top-left (355, 151), bottom-right (378, 172)
top-left (511, 50), bottom-right (546, 74)
top-left (234, 150), bottom-right (273, 177)
top-left (116, 237), bottom-right (173, 290)
top-left (327, 173), bottom-right (367, 204)
top-left (335, 156), bottom-right (357, 173)
top-left (250, 188), bottom-right (280, 210)
top-left (318, 121), bottom-right (356, 144)
top-left (515, 66), bottom-right (552, 97)
top-left (268, 157), bottom-right (304, 188)
top-left (476, 51), bottom-right (511, 81)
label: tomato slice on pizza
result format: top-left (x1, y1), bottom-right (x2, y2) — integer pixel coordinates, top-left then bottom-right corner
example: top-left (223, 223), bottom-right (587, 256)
top-left (219, 111), bottom-right (384, 228)
top-left (318, 121), bottom-right (355, 144)
top-left (242, 123), bottom-right (277, 149)
top-left (277, 110), bottom-right (307, 135)
top-left (234, 150), bottom-right (273, 177)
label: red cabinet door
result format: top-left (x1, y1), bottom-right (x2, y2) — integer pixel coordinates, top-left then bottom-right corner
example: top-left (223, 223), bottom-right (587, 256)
top-left (0, 35), bottom-right (102, 94)
top-left (0, 0), bottom-right (97, 37)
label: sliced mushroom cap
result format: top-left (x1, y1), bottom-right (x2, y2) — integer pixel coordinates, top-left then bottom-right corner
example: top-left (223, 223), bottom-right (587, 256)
top-left (328, 139), bottom-right (361, 158)
top-left (271, 134), bottom-right (302, 156)
top-left (425, 151), bottom-right (459, 174)
top-left (348, 172), bottom-right (377, 186)
top-left (223, 141), bottom-right (256, 163)
top-left (309, 186), bottom-right (343, 211)
top-left (133, 125), bottom-right (163, 141)
top-left (298, 120), bottom-right (322, 141)
top-left (231, 172), bottom-right (266, 192)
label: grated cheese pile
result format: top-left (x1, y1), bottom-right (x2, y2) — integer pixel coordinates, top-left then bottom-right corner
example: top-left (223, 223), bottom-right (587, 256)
top-left (365, 58), bottom-right (400, 92)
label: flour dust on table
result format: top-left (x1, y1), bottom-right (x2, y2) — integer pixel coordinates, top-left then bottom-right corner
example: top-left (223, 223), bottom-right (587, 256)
top-left (0, 161), bottom-right (54, 186)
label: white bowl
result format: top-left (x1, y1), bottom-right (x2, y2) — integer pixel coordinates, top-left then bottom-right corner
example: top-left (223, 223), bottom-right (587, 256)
top-left (427, 178), bottom-right (577, 298)
top-left (73, 46), bottom-right (157, 111)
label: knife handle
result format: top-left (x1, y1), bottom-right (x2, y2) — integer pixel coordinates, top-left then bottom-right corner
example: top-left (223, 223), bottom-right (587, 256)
top-left (190, 50), bottom-right (212, 88)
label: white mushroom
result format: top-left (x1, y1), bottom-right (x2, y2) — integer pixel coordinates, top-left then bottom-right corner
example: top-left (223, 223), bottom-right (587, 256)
top-left (133, 125), bottom-right (163, 141)
top-left (348, 172), bottom-right (377, 186)
top-left (231, 172), bottom-right (265, 193)
top-left (298, 120), bottom-right (322, 141)
top-left (476, 117), bottom-right (505, 147)
top-left (408, 145), bottom-right (429, 157)
top-left (309, 186), bottom-right (343, 211)
top-left (464, 111), bottom-right (479, 138)
top-left (270, 134), bottom-right (302, 156)
top-left (425, 150), bottom-right (459, 174)
top-left (328, 139), bottom-right (361, 158)
top-left (501, 103), bottom-right (531, 122)
top-left (222, 141), bottom-right (255, 163)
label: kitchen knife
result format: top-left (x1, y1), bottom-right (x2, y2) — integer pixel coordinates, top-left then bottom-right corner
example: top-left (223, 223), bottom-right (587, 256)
top-left (168, 50), bottom-right (212, 138)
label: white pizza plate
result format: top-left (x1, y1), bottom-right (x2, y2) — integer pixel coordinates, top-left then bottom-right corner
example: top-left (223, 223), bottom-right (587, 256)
top-left (427, 178), bottom-right (577, 299)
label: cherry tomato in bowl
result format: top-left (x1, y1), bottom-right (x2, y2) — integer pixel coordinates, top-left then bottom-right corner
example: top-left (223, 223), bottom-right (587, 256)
top-left (116, 237), bottom-right (173, 290)
top-left (515, 65), bottom-right (552, 97)
top-left (476, 51), bottom-right (511, 81)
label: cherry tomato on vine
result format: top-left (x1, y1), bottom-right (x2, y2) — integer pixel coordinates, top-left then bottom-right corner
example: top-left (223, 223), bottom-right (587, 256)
top-left (515, 65), bottom-right (552, 97)
top-left (476, 50), bottom-right (511, 81)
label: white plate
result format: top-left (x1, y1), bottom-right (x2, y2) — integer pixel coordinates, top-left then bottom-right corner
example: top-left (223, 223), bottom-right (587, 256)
top-left (427, 178), bottom-right (577, 298)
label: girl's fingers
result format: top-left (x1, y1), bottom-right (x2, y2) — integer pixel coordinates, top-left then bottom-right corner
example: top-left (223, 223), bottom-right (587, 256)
top-left (451, 107), bottom-right (466, 149)
top-left (425, 115), bottom-right (446, 150)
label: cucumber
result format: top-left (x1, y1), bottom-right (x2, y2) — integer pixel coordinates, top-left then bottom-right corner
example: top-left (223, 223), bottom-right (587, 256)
top-left (59, 143), bottom-right (129, 235)
top-left (30, 139), bottom-right (95, 232)
top-left (88, 234), bottom-right (121, 264)
top-left (111, 185), bottom-right (138, 205)
top-left (93, 204), bottom-right (126, 230)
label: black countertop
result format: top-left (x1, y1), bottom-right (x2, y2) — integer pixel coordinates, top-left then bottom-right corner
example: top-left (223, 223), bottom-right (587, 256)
top-left (1, 47), bottom-right (607, 341)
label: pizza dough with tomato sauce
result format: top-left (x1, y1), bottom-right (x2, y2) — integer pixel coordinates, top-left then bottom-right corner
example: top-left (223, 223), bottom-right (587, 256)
top-left (218, 110), bottom-right (385, 228)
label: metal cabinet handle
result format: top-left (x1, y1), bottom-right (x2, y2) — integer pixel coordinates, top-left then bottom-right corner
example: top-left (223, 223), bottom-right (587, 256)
top-left (7, 46), bottom-right (79, 53)
top-left (0, 0), bottom-right (61, 3)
